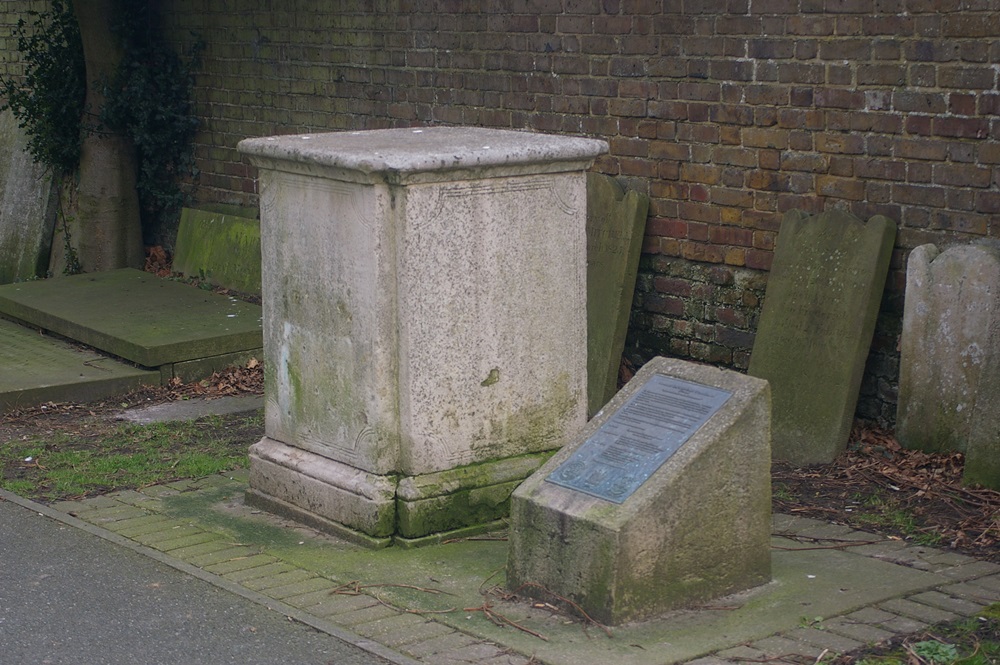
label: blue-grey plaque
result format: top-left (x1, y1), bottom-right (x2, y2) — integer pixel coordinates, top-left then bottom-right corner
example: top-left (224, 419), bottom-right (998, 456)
top-left (546, 374), bottom-right (733, 503)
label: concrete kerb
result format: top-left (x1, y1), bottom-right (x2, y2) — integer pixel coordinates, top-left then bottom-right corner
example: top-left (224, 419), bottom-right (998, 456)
top-left (7, 478), bottom-right (1000, 665)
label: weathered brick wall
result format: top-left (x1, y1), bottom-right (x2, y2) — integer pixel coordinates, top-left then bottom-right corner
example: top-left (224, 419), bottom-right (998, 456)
top-left (3, 1), bottom-right (999, 426)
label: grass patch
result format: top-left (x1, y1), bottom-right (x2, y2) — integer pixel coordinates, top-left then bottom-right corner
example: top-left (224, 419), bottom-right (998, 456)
top-left (0, 411), bottom-right (261, 502)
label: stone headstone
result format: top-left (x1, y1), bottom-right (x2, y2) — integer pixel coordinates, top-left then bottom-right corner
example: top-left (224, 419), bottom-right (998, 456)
top-left (748, 209), bottom-right (896, 465)
top-left (507, 356), bottom-right (771, 625)
top-left (0, 109), bottom-right (58, 284)
top-left (172, 208), bottom-right (262, 295)
top-left (238, 127), bottom-right (608, 546)
top-left (897, 243), bottom-right (1000, 489)
top-left (586, 173), bottom-right (649, 417)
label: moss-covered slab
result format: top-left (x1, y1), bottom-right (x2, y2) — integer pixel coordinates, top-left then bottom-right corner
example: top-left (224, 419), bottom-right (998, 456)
top-left (586, 173), bottom-right (648, 417)
top-left (0, 269), bottom-right (262, 367)
top-left (0, 318), bottom-right (157, 412)
top-left (748, 209), bottom-right (896, 465)
top-left (172, 208), bottom-right (262, 296)
top-left (0, 109), bottom-right (58, 285)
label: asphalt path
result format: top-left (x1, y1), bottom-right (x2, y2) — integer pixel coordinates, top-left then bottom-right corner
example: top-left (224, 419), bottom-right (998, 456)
top-left (0, 496), bottom-right (395, 665)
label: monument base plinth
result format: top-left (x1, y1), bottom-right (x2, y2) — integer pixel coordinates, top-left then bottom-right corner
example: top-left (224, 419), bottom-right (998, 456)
top-left (248, 438), bottom-right (551, 548)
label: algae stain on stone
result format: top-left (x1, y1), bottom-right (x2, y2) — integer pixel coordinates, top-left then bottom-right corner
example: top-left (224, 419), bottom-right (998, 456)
top-left (480, 367), bottom-right (501, 387)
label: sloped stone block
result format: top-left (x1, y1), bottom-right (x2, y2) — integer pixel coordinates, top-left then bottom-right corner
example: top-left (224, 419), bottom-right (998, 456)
top-left (508, 357), bottom-right (771, 625)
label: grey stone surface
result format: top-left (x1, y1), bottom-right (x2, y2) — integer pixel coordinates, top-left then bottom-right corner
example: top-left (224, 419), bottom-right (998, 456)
top-left (748, 209), bottom-right (896, 465)
top-left (239, 128), bottom-right (607, 541)
top-left (0, 268), bottom-right (262, 367)
top-left (173, 207), bottom-right (262, 295)
top-left (0, 317), bottom-right (158, 413)
top-left (118, 394), bottom-right (264, 424)
top-left (897, 243), bottom-right (1000, 488)
top-left (0, 109), bottom-right (58, 285)
top-left (508, 356), bottom-right (772, 625)
top-left (586, 172), bottom-right (649, 416)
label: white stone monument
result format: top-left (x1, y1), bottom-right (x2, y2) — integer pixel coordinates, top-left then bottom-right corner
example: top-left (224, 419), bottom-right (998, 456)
top-left (238, 127), bottom-right (607, 546)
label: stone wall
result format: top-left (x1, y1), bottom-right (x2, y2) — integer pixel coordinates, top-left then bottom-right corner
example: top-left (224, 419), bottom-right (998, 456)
top-left (3, 0), bottom-right (1000, 425)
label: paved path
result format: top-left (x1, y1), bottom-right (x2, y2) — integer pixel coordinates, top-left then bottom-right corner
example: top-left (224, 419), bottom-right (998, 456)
top-left (0, 495), bottom-right (405, 665)
top-left (3, 475), bottom-right (1000, 665)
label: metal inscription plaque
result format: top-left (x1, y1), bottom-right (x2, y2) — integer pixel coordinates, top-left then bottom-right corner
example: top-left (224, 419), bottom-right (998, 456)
top-left (546, 374), bottom-right (733, 503)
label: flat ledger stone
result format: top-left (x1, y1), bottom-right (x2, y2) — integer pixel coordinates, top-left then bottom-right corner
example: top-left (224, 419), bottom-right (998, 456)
top-left (0, 269), bottom-right (262, 367)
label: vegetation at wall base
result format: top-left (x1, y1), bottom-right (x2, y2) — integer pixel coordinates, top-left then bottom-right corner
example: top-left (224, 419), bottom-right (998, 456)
top-left (101, 0), bottom-right (203, 245)
top-left (0, 0), bottom-right (85, 175)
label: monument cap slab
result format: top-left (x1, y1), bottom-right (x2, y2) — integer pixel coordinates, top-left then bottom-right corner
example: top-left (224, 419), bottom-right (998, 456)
top-left (748, 209), bottom-right (896, 465)
top-left (239, 126), bottom-right (608, 184)
top-left (508, 356), bottom-right (771, 625)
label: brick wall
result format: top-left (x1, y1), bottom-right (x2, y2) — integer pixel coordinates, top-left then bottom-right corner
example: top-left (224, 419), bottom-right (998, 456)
top-left (3, 1), bottom-right (999, 426)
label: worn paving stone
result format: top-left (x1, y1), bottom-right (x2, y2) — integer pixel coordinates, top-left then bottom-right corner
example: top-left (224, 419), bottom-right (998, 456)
top-left (844, 607), bottom-right (900, 624)
top-left (138, 484), bottom-right (183, 498)
top-left (481, 653), bottom-right (536, 665)
top-left (715, 645), bottom-right (771, 660)
top-left (751, 635), bottom-right (824, 658)
top-left (223, 561), bottom-right (296, 583)
top-left (153, 532), bottom-right (221, 553)
top-left (937, 561), bottom-right (1000, 582)
top-left (432, 641), bottom-right (507, 664)
top-left (133, 524), bottom-right (205, 545)
top-left (203, 553), bottom-right (278, 575)
top-left (351, 612), bottom-right (436, 642)
top-left (378, 616), bottom-right (454, 648)
top-left (299, 592), bottom-right (380, 618)
top-left (879, 598), bottom-right (960, 624)
top-left (686, 657), bottom-right (744, 665)
top-left (785, 626), bottom-right (864, 653)
top-left (850, 540), bottom-right (913, 558)
top-left (102, 514), bottom-right (174, 534)
top-left (185, 545), bottom-right (260, 567)
top-left (82, 505), bottom-right (149, 523)
top-left (328, 602), bottom-right (401, 627)
top-left (166, 539), bottom-right (235, 560)
top-left (263, 576), bottom-right (335, 600)
top-left (282, 587), bottom-right (342, 610)
top-left (115, 518), bottom-right (189, 539)
top-left (822, 617), bottom-right (897, 645)
top-left (400, 631), bottom-right (486, 659)
top-left (941, 581), bottom-right (1000, 605)
top-left (242, 569), bottom-right (316, 592)
top-left (74, 496), bottom-right (124, 510)
top-left (879, 613), bottom-right (930, 634)
top-left (909, 590), bottom-right (989, 616)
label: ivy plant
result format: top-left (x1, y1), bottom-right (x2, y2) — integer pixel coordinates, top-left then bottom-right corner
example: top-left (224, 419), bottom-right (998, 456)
top-left (0, 0), bottom-right (86, 175)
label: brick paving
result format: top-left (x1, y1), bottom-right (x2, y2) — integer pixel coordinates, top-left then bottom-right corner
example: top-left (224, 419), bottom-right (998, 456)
top-left (50, 473), bottom-right (1000, 665)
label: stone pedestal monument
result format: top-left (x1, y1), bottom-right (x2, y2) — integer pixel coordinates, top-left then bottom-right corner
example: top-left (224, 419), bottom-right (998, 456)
top-left (238, 127), bottom-right (607, 546)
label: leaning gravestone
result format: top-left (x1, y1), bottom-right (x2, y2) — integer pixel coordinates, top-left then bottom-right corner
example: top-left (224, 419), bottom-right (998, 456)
top-left (897, 243), bottom-right (1000, 489)
top-left (0, 109), bottom-right (58, 284)
top-left (508, 356), bottom-right (771, 625)
top-left (586, 173), bottom-right (649, 417)
top-left (748, 209), bottom-right (896, 465)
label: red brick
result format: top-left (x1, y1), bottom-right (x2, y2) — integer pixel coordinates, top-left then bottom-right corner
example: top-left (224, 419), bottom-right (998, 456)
top-left (742, 127), bottom-right (789, 149)
top-left (933, 163), bottom-right (992, 188)
top-left (934, 117), bottom-right (989, 139)
top-left (815, 133), bottom-right (865, 154)
top-left (816, 175), bottom-right (865, 200)
top-left (893, 184), bottom-right (947, 208)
